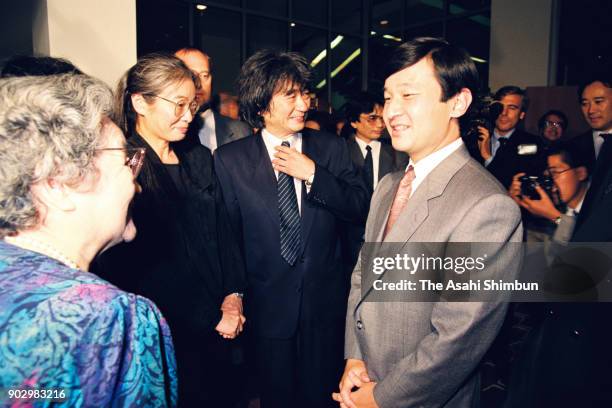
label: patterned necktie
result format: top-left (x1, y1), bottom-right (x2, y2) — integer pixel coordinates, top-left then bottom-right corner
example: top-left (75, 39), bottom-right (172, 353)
top-left (384, 165), bottom-right (415, 238)
top-left (278, 141), bottom-right (301, 265)
top-left (363, 145), bottom-right (374, 193)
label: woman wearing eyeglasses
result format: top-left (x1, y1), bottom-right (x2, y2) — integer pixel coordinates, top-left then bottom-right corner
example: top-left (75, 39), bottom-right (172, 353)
top-left (95, 53), bottom-right (246, 407)
top-left (0, 74), bottom-right (176, 406)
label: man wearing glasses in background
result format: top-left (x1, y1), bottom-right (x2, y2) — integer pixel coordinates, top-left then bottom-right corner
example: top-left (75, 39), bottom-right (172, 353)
top-left (176, 47), bottom-right (251, 152)
top-left (509, 145), bottom-right (589, 244)
top-left (341, 92), bottom-right (408, 277)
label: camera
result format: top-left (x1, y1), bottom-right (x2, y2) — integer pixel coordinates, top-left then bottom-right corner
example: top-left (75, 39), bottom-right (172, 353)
top-left (461, 94), bottom-right (504, 152)
top-left (519, 175), bottom-right (555, 200)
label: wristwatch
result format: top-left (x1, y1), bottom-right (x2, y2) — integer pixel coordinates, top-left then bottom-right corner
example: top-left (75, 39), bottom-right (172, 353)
top-left (305, 172), bottom-right (315, 188)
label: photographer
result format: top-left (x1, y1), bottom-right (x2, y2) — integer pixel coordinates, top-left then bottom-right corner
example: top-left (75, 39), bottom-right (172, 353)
top-left (509, 145), bottom-right (589, 243)
top-left (476, 86), bottom-right (545, 189)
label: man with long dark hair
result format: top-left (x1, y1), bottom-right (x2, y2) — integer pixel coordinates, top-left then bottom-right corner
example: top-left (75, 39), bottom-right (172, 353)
top-left (214, 50), bottom-right (369, 408)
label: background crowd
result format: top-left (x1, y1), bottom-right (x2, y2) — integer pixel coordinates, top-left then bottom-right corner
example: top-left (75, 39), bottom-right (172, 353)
top-left (0, 32), bottom-right (610, 408)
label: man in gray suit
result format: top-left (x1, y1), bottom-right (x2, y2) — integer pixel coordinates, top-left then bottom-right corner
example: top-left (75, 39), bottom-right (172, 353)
top-left (334, 37), bottom-right (523, 408)
top-left (176, 47), bottom-right (251, 152)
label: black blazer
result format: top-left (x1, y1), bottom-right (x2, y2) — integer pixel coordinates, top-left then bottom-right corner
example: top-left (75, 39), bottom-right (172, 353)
top-left (346, 136), bottom-right (408, 183)
top-left (343, 135), bottom-right (407, 273)
top-left (566, 130), bottom-right (597, 175)
top-left (214, 129), bottom-right (369, 339)
top-left (484, 129), bottom-right (546, 189)
top-left (95, 134), bottom-right (246, 336)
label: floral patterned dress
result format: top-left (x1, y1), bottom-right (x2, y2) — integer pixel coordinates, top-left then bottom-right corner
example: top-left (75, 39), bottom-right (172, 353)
top-left (0, 241), bottom-right (177, 407)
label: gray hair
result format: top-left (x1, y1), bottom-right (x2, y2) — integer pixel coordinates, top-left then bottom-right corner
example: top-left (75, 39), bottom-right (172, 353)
top-left (0, 74), bottom-right (114, 237)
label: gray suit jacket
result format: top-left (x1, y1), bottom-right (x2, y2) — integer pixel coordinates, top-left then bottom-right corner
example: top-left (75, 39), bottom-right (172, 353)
top-left (214, 111), bottom-right (251, 147)
top-left (345, 144), bottom-right (523, 407)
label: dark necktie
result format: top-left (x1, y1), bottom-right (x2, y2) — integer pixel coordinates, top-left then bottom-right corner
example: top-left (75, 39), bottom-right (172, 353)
top-left (363, 145), bottom-right (374, 193)
top-left (278, 141), bottom-right (301, 265)
top-left (498, 137), bottom-right (509, 149)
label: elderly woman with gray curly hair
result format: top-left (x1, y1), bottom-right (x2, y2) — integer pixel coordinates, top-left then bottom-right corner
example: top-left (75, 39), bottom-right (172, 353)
top-left (0, 74), bottom-right (177, 407)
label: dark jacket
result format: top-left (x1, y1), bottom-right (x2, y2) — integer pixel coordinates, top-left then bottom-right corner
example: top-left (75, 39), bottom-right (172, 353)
top-left (483, 129), bottom-right (547, 189)
top-left (95, 133), bottom-right (246, 335)
top-left (214, 129), bottom-right (369, 339)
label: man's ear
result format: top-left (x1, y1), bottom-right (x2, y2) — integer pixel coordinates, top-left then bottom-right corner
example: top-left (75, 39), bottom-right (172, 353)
top-left (575, 166), bottom-right (588, 182)
top-left (450, 88), bottom-right (473, 118)
top-left (30, 179), bottom-right (76, 213)
top-left (131, 93), bottom-right (149, 116)
top-left (350, 121), bottom-right (359, 130)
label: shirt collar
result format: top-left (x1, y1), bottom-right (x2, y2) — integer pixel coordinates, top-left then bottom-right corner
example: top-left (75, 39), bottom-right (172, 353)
top-left (262, 128), bottom-right (298, 146)
top-left (354, 136), bottom-right (380, 153)
top-left (408, 138), bottom-right (464, 176)
top-left (493, 128), bottom-right (516, 140)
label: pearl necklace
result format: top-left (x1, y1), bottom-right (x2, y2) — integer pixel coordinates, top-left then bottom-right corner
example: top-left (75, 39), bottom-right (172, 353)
top-left (4, 235), bottom-right (80, 270)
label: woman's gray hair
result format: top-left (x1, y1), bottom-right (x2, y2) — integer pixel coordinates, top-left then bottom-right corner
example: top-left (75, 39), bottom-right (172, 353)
top-left (0, 74), bottom-right (114, 237)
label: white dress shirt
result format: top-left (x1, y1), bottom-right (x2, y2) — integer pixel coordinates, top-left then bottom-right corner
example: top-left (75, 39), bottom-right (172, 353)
top-left (408, 138), bottom-right (464, 198)
top-left (262, 129), bottom-right (304, 214)
top-left (198, 109), bottom-right (217, 152)
top-left (354, 137), bottom-right (382, 190)
top-left (592, 130), bottom-right (610, 159)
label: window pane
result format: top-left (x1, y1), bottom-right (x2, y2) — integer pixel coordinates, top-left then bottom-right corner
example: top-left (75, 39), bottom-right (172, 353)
top-left (329, 35), bottom-right (362, 110)
top-left (331, 0), bottom-right (361, 35)
top-left (446, 14), bottom-right (490, 89)
top-left (405, 0), bottom-right (445, 25)
top-left (247, 16), bottom-right (288, 56)
top-left (449, 0), bottom-right (491, 14)
top-left (246, 0), bottom-right (288, 17)
top-left (403, 22), bottom-right (443, 42)
top-left (291, 25), bottom-right (327, 97)
top-left (371, 0), bottom-right (402, 36)
top-left (194, 7), bottom-right (242, 94)
top-left (137, 0), bottom-right (189, 55)
top-left (292, 0), bottom-right (327, 26)
top-left (368, 32), bottom-right (402, 96)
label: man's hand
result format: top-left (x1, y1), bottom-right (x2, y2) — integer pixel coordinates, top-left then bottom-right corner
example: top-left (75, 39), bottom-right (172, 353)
top-left (221, 293), bottom-right (243, 315)
top-left (332, 382), bottom-right (379, 408)
top-left (477, 126), bottom-right (492, 161)
top-left (514, 183), bottom-right (562, 221)
top-left (215, 310), bottom-right (246, 339)
top-left (272, 145), bottom-right (315, 181)
top-left (509, 172), bottom-right (525, 201)
top-left (332, 359), bottom-right (372, 408)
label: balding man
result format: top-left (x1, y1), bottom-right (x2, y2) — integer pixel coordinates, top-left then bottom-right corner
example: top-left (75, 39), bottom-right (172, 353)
top-left (176, 48), bottom-right (251, 152)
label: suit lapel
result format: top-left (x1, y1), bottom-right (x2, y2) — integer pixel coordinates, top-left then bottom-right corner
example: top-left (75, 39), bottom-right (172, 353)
top-left (348, 136), bottom-right (365, 167)
top-left (249, 133), bottom-right (279, 226)
top-left (358, 145), bottom-right (471, 303)
top-left (300, 130), bottom-right (317, 247)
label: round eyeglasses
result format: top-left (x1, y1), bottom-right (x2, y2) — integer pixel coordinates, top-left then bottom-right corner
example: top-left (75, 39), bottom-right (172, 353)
top-left (147, 94), bottom-right (198, 117)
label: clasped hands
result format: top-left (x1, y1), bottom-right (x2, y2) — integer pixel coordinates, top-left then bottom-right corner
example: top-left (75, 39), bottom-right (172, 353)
top-left (215, 294), bottom-right (246, 340)
top-left (272, 144), bottom-right (315, 181)
top-left (332, 359), bottom-right (379, 408)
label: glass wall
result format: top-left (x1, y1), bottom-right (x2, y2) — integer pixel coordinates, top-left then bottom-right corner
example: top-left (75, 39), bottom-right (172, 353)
top-left (137, 0), bottom-right (491, 110)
